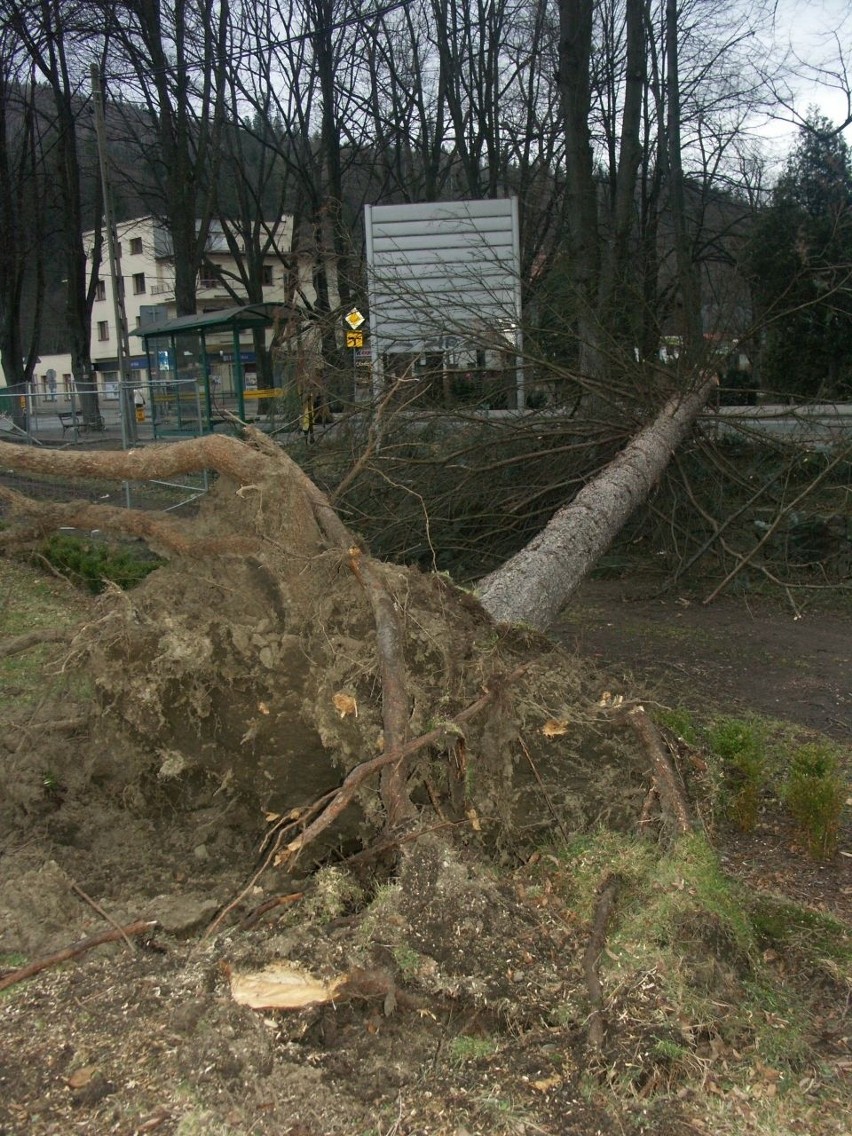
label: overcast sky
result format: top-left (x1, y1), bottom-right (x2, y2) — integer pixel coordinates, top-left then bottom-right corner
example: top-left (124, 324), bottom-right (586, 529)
top-left (765, 0), bottom-right (851, 141)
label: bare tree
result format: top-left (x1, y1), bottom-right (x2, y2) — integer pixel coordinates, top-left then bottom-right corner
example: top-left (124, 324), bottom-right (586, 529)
top-left (1, 0), bottom-right (104, 425)
top-left (0, 38), bottom-right (45, 423)
top-left (102, 0), bottom-right (230, 316)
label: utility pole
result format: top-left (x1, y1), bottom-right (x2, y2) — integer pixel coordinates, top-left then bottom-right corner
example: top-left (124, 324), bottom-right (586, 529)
top-left (91, 62), bottom-right (137, 446)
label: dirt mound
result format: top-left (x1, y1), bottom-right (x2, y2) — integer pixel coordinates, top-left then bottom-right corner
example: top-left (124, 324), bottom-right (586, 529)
top-left (1, 450), bottom-right (655, 904)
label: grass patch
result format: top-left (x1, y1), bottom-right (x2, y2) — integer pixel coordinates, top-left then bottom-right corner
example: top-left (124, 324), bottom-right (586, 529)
top-left (0, 558), bottom-right (88, 710)
top-left (0, 953), bottom-right (27, 969)
top-left (707, 716), bottom-right (768, 832)
top-left (782, 742), bottom-right (847, 860)
top-left (35, 533), bottom-right (163, 594)
top-left (447, 1034), bottom-right (498, 1066)
top-left (750, 896), bottom-right (851, 981)
top-left (547, 831), bottom-right (830, 1091)
top-left (655, 706), bottom-right (701, 746)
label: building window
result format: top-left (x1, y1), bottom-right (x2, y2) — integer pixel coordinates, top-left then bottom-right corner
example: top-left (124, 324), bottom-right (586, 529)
top-left (261, 264), bottom-right (274, 286)
top-left (95, 279), bottom-right (106, 301)
top-left (199, 263), bottom-right (221, 288)
top-left (97, 320), bottom-right (109, 341)
top-left (101, 371), bottom-right (120, 400)
top-left (129, 237), bottom-right (143, 255)
top-left (132, 272), bottom-right (146, 294)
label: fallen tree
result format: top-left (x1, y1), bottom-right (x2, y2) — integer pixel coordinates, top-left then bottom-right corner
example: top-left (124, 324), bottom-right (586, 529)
top-left (478, 377), bottom-right (718, 627)
top-left (0, 378), bottom-right (716, 857)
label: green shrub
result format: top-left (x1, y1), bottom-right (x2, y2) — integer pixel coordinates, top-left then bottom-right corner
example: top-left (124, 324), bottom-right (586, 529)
top-left (707, 717), bottom-right (767, 832)
top-left (656, 707), bottom-right (700, 746)
top-left (36, 534), bottom-right (163, 594)
top-left (783, 743), bottom-right (845, 860)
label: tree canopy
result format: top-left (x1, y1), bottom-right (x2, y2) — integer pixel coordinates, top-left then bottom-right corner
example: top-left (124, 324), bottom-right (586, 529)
top-left (748, 116), bottom-right (852, 398)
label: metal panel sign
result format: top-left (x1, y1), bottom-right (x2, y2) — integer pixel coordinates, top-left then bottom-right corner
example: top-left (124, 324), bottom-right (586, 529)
top-left (364, 199), bottom-right (522, 355)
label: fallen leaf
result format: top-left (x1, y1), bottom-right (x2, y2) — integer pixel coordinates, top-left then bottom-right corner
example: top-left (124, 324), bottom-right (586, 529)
top-left (466, 807), bottom-right (482, 832)
top-left (229, 963), bottom-right (346, 1010)
top-left (332, 692), bottom-right (358, 718)
top-left (532, 1075), bottom-right (562, 1092)
top-left (67, 1067), bottom-right (96, 1089)
top-left (257, 701), bottom-right (270, 715)
top-left (541, 718), bottom-right (569, 737)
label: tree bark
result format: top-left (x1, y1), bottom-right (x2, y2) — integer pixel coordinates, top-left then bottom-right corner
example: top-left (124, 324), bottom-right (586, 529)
top-left (477, 375), bottom-right (717, 630)
top-left (558, 0), bottom-right (601, 378)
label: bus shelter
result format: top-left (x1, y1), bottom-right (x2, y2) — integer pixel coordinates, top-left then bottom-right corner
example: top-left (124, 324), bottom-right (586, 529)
top-left (133, 303), bottom-right (280, 437)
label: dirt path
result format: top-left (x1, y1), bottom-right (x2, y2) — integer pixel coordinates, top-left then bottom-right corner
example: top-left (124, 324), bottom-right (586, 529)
top-left (555, 581), bottom-right (852, 741)
top-left (556, 580), bottom-right (852, 923)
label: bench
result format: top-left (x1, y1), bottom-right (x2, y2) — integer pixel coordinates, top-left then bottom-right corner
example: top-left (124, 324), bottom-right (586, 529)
top-left (58, 411), bottom-right (105, 435)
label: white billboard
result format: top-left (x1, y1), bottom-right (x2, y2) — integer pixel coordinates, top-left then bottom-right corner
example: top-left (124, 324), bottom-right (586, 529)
top-left (364, 198), bottom-right (522, 372)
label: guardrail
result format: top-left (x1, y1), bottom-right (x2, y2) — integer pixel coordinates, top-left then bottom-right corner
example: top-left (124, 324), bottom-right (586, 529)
top-left (700, 403), bottom-right (852, 450)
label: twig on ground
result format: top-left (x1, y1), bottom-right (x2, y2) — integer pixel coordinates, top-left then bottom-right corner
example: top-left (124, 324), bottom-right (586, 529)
top-left (583, 873), bottom-right (621, 1052)
top-left (70, 882), bottom-right (138, 950)
top-left (238, 892), bottom-right (305, 931)
top-left (0, 920), bottom-right (156, 992)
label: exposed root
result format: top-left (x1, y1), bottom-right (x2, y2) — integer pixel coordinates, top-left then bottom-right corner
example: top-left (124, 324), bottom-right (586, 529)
top-left (0, 485), bottom-right (258, 558)
top-left (0, 920), bottom-right (157, 992)
top-left (278, 665), bottom-right (528, 864)
top-left (349, 548), bottom-right (416, 829)
top-left (237, 892), bottom-right (305, 931)
top-left (583, 872), bottom-right (621, 1053)
top-left (0, 628), bottom-right (70, 658)
top-left (205, 667), bottom-right (528, 938)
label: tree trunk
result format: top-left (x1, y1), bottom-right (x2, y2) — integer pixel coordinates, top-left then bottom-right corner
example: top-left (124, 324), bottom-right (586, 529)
top-left (477, 374), bottom-right (717, 630)
top-left (664, 0), bottom-right (703, 357)
top-left (558, 0), bottom-right (602, 378)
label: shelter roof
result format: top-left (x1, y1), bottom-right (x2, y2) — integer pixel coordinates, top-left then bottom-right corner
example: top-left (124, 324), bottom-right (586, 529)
top-left (132, 303), bottom-right (280, 339)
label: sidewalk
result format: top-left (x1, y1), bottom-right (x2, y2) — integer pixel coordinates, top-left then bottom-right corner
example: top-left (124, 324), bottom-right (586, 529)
top-left (4, 404), bottom-right (164, 447)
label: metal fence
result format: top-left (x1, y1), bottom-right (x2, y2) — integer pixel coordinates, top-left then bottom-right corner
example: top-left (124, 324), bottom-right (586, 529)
top-left (0, 382), bottom-right (210, 513)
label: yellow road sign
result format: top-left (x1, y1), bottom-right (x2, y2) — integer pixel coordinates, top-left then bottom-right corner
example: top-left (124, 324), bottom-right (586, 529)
top-left (344, 308), bottom-right (365, 330)
top-left (346, 330), bottom-right (364, 348)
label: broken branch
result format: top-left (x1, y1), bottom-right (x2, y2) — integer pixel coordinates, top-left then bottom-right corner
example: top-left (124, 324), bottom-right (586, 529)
top-left (583, 873), bottom-right (621, 1052)
top-left (626, 707), bottom-right (693, 835)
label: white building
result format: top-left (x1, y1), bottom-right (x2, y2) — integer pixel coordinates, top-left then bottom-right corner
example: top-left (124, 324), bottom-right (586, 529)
top-left (3, 214), bottom-right (295, 403)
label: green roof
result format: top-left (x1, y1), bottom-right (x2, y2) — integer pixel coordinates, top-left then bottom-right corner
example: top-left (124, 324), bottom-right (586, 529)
top-left (132, 303), bottom-right (279, 339)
